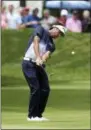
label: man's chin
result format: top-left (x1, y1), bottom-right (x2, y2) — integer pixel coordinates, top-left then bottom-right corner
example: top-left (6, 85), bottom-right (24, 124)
top-left (50, 35), bottom-right (56, 38)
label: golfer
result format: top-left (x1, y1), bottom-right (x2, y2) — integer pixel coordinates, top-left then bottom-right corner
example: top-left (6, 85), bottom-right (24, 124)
top-left (22, 25), bottom-right (66, 121)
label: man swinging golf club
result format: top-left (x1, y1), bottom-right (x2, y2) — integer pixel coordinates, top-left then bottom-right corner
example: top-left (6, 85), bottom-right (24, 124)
top-left (22, 25), bottom-right (66, 121)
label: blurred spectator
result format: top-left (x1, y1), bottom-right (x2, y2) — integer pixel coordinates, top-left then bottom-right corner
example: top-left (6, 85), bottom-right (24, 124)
top-left (66, 11), bottom-right (82, 32)
top-left (21, 7), bottom-right (30, 24)
top-left (57, 9), bottom-right (68, 26)
top-left (1, 6), bottom-right (8, 29)
top-left (27, 8), bottom-right (40, 28)
top-left (82, 10), bottom-right (91, 32)
top-left (19, 8), bottom-right (24, 17)
top-left (41, 9), bottom-right (57, 30)
top-left (21, 7), bottom-right (40, 28)
top-left (6, 5), bottom-right (22, 29)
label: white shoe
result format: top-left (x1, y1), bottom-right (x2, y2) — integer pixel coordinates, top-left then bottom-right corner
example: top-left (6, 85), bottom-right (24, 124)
top-left (27, 117), bottom-right (33, 121)
top-left (40, 117), bottom-right (49, 121)
top-left (27, 117), bottom-right (42, 121)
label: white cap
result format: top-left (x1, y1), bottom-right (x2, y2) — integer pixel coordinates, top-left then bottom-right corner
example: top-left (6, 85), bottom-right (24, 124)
top-left (60, 9), bottom-right (68, 16)
top-left (83, 10), bottom-right (90, 18)
top-left (44, 9), bottom-right (50, 14)
top-left (52, 25), bottom-right (67, 36)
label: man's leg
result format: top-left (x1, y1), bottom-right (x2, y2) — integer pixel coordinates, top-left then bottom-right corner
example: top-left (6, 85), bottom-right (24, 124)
top-left (37, 66), bottom-right (50, 117)
top-left (22, 60), bottom-right (40, 118)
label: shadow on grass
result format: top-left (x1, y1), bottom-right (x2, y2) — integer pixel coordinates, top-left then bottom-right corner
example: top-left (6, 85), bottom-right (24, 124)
top-left (1, 76), bottom-right (71, 87)
top-left (50, 80), bottom-right (71, 85)
top-left (1, 76), bottom-right (26, 87)
top-left (2, 88), bottom-right (90, 112)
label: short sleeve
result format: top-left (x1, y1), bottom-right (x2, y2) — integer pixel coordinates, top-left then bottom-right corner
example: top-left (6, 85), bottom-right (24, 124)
top-left (33, 26), bottom-right (44, 39)
top-left (27, 15), bottom-right (32, 22)
top-left (16, 16), bottom-right (22, 24)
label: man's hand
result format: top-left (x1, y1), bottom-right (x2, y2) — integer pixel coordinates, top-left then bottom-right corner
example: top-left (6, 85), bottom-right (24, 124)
top-left (42, 55), bottom-right (47, 63)
top-left (36, 57), bottom-right (43, 66)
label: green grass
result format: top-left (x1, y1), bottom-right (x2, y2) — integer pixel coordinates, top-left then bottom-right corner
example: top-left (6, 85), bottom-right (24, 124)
top-left (1, 29), bottom-right (90, 129)
top-left (2, 109), bottom-right (90, 129)
top-left (1, 83), bottom-right (90, 129)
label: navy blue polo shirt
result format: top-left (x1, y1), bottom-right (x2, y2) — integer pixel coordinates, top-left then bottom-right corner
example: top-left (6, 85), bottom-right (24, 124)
top-left (24, 26), bottom-right (55, 61)
top-left (22, 15), bottom-right (29, 24)
top-left (27, 15), bottom-right (40, 28)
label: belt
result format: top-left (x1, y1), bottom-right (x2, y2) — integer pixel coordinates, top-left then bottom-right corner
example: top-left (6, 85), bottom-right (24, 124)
top-left (23, 57), bottom-right (45, 68)
top-left (23, 57), bottom-right (36, 63)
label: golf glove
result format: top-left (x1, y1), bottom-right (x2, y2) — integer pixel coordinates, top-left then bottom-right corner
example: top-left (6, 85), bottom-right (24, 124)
top-left (36, 57), bottom-right (43, 66)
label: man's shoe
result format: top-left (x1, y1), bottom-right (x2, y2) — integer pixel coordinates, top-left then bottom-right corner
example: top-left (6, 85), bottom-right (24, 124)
top-left (39, 117), bottom-right (49, 121)
top-left (27, 117), bottom-right (34, 121)
top-left (27, 117), bottom-right (42, 121)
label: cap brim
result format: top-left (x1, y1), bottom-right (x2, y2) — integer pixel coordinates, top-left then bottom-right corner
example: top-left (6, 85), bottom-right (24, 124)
top-left (54, 27), bottom-right (65, 36)
top-left (50, 26), bottom-right (65, 37)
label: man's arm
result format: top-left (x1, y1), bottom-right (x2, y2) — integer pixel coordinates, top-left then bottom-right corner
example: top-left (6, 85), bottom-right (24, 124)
top-left (33, 36), bottom-right (43, 65)
top-left (42, 51), bottom-right (51, 63)
top-left (25, 21), bottom-right (40, 26)
top-left (19, 21), bottom-right (40, 29)
top-left (33, 36), bottom-right (41, 58)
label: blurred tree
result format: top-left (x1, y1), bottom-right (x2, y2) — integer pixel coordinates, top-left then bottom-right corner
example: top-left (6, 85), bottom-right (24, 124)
top-left (20, 0), bottom-right (26, 7)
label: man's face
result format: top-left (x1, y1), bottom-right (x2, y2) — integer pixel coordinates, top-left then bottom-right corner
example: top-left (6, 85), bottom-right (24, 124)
top-left (73, 14), bottom-right (78, 20)
top-left (33, 9), bottom-right (39, 16)
top-left (1, 7), bottom-right (6, 13)
top-left (50, 28), bottom-right (61, 38)
top-left (8, 5), bottom-right (14, 13)
top-left (62, 15), bottom-right (67, 19)
top-left (44, 12), bottom-right (49, 18)
top-left (24, 10), bottom-right (29, 16)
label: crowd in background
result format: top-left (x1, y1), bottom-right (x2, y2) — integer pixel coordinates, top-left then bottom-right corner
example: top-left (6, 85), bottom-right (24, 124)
top-left (1, 4), bottom-right (91, 33)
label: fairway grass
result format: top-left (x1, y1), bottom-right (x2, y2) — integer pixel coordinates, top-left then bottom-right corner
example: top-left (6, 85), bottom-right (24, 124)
top-left (1, 83), bottom-right (90, 129)
top-left (2, 110), bottom-right (90, 129)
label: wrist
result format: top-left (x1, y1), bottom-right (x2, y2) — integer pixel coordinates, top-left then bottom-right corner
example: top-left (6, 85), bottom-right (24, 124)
top-left (42, 55), bottom-right (47, 62)
top-left (36, 56), bottom-right (43, 66)
top-left (36, 56), bottom-right (42, 59)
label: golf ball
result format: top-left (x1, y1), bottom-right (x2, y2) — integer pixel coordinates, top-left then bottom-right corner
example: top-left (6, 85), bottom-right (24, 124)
top-left (71, 51), bottom-right (75, 55)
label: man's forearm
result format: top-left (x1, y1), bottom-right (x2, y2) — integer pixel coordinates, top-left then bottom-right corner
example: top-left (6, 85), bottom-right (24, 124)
top-left (25, 21), bottom-right (40, 26)
top-left (33, 36), bottom-right (40, 58)
top-left (33, 36), bottom-right (43, 66)
top-left (42, 51), bottom-right (51, 62)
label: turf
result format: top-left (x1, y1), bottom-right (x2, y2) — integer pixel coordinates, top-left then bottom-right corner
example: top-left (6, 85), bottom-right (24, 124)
top-left (1, 29), bottom-right (90, 129)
